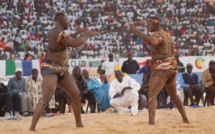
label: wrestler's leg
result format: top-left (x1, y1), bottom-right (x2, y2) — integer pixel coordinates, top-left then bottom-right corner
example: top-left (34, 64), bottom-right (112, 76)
top-left (58, 74), bottom-right (83, 127)
top-left (29, 74), bottom-right (58, 131)
top-left (148, 76), bottom-right (166, 125)
top-left (165, 82), bottom-right (189, 123)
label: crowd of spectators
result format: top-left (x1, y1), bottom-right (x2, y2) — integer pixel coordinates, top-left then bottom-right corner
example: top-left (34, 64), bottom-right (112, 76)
top-left (0, 0), bottom-right (215, 60)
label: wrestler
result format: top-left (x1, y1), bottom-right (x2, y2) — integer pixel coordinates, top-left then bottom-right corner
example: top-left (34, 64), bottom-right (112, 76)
top-left (129, 14), bottom-right (189, 125)
top-left (29, 12), bottom-right (99, 131)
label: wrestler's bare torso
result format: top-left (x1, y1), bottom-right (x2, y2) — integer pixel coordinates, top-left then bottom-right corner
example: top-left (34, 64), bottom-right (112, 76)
top-left (47, 28), bottom-right (70, 66)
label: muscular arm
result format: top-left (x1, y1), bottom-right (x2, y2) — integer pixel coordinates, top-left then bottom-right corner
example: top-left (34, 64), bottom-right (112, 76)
top-left (70, 28), bottom-right (87, 38)
top-left (129, 23), bottom-right (160, 46)
top-left (70, 31), bottom-right (80, 38)
top-left (59, 31), bottom-right (99, 48)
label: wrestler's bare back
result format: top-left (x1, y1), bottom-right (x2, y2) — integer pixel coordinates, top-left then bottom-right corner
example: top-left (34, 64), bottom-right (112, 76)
top-left (46, 29), bottom-right (70, 66)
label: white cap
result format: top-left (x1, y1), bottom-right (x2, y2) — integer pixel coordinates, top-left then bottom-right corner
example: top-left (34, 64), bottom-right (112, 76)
top-left (15, 68), bottom-right (22, 73)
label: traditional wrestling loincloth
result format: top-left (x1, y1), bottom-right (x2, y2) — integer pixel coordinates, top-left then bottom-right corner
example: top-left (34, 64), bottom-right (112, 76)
top-left (41, 59), bottom-right (69, 81)
top-left (147, 57), bottom-right (178, 104)
top-left (151, 57), bottom-right (178, 85)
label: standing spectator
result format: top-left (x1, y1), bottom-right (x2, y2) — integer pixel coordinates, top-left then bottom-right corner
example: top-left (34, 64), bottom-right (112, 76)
top-left (202, 60), bottom-right (215, 105)
top-left (101, 53), bottom-right (118, 75)
top-left (0, 37), bottom-right (6, 50)
top-left (181, 64), bottom-right (204, 106)
top-left (121, 52), bottom-right (139, 74)
top-left (7, 68), bottom-right (33, 115)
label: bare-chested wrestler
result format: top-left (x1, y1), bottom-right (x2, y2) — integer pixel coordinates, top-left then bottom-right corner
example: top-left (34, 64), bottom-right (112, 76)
top-left (129, 14), bottom-right (189, 125)
top-left (29, 12), bottom-right (100, 131)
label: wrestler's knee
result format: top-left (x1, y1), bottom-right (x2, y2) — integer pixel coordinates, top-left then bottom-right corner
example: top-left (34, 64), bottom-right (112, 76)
top-left (71, 91), bottom-right (81, 102)
top-left (172, 95), bottom-right (181, 103)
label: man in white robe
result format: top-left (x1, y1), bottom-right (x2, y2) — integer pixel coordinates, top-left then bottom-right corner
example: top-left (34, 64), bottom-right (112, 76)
top-left (109, 66), bottom-right (140, 115)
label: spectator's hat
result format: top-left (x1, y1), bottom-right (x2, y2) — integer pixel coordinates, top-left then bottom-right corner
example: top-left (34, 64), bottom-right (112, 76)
top-left (114, 66), bottom-right (121, 71)
top-left (127, 52), bottom-right (133, 56)
top-left (15, 68), bottom-right (22, 73)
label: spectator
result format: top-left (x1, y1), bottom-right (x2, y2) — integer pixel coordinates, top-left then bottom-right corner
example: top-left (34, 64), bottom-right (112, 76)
top-left (181, 64), bottom-right (204, 106)
top-left (137, 59), bottom-right (151, 74)
top-left (175, 55), bottom-right (185, 72)
top-left (109, 66), bottom-right (140, 116)
top-left (25, 69), bottom-right (55, 111)
top-left (82, 69), bottom-right (111, 112)
top-left (7, 68), bottom-right (33, 115)
top-left (202, 60), bottom-right (215, 105)
top-left (101, 53), bottom-right (118, 75)
top-left (0, 82), bottom-right (13, 118)
top-left (72, 66), bottom-right (96, 113)
top-left (121, 52), bottom-right (139, 74)
top-left (55, 86), bottom-right (72, 114)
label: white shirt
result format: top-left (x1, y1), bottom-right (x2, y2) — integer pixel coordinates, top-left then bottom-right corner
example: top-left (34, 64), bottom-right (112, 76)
top-left (109, 76), bottom-right (140, 99)
top-left (101, 60), bottom-right (118, 75)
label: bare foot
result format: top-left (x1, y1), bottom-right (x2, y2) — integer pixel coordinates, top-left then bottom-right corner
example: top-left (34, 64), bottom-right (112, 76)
top-left (183, 119), bottom-right (189, 124)
top-left (148, 121), bottom-right (155, 125)
top-left (76, 123), bottom-right (84, 127)
top-left (29, 128), bottom-right (36, 131)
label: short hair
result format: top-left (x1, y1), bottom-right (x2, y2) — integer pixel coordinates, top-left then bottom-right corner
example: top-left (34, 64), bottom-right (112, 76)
top-left (54, 12), bottom-right (66, 21)
top-left (108, 53), bottom-right (113, 57)
top-left (32, 68), bottom-right (38, 73)
top-left (186, 63), bottom-right (193, 68)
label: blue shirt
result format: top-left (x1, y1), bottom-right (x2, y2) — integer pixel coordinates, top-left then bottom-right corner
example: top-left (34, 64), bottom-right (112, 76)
top-left (137, 66), bottom-right (148, 74)
top-left (7, 77), bottom-right (26, 94)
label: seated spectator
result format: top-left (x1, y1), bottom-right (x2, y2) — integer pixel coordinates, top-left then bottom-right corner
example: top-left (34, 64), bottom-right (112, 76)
top-left (7, 68), bottom-right (33, 116)
top-left (139, 60), bottom-right (173, 109)
top-left (202, 60), bottom-right (215, 105)
top-left (55, 86), bottom-right (72, 114)
top-left (181, 64), bottom-right (204, 106)
top-left (109, 66), bottom-right (140, 116)
top-left (0, 82), bottom-right (13, 118)
top-left (25, 69), bottom-right (55, 111)
top-left (82, 69), bottom-right (111, 112)
top-left (72, 66), bottom-right (96, 113)
top-left (121, 52), bottom-right (139, 74)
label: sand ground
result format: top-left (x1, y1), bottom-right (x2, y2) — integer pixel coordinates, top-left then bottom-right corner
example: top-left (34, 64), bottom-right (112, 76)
top-left (0, 106), bottom-right (215, 134)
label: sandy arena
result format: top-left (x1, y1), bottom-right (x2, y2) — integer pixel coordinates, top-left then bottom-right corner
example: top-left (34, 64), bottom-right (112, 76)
top-left (0, 106), bottom-right (215, 134)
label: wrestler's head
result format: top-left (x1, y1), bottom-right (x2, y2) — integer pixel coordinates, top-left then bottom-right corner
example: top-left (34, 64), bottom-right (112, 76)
top-left (54, 12), bottom-right (69, 30)
top-left (32, 68), bottom-right (39, 80)
top-left (82, 69), bottom-right (89, 79)
top-left (147, 13), bottom-right (161, 32)
top-left (186, 63), bottom-right (193, 73)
